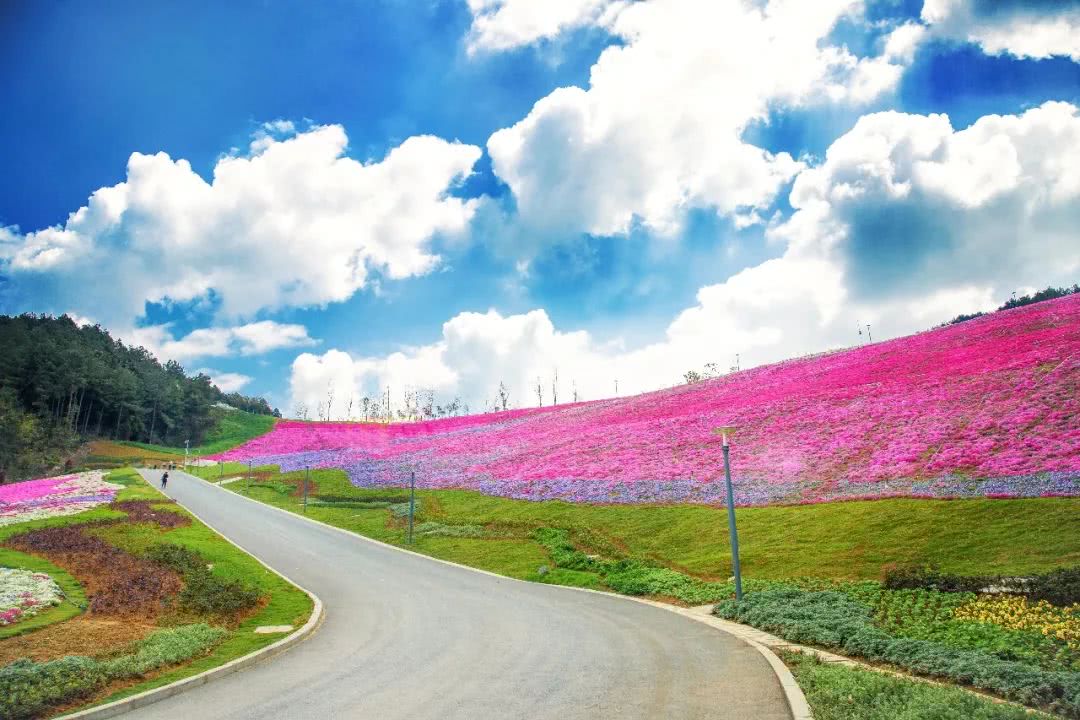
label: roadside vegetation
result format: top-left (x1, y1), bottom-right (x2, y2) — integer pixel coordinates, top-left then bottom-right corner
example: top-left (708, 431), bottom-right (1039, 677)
top-left (782, 651), bottom-right (1040, 720)
top-left (0, 468), bottom-right (312, 719)
top-left (200, 462), bottom-right (1079, 716)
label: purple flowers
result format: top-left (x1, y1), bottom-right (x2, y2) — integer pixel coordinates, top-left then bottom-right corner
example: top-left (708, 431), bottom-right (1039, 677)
top-left (215, 295), bottom-right (1080, 505)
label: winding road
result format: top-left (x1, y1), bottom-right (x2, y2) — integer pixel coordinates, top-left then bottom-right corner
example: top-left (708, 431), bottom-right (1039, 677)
top-left (131, 468), bottom-right (790, 720)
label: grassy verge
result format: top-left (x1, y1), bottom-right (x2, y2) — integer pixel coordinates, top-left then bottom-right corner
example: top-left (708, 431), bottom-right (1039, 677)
top-left (0, 467), bottom-right (313, 718)
top-left (781, 651), bottom-right (1041, 720)
top-left (208, 464), bottom-right (1080, 582)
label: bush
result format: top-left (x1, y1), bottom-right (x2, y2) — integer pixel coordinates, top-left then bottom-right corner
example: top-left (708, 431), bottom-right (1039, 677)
top-left (784, 650), bottom-right (1035, 720)
top-left (715, 589), bottom-right (1080, 717)
top-left (884, 564), bottom-right (1080, 606)
top-left (178, 567), bottom-right (261, 616)
top-left (144, 543), bottom-right (261, 617)
top-left (0, 624), bottom-right (226, 719)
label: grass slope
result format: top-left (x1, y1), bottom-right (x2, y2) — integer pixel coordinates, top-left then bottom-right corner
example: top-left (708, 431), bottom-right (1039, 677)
top-left (121, 409), bottom-right (276, 457)
top-left (0, 468), bottom-right (313, 717)
top-left (206, 465), bottom-right (1080, 583)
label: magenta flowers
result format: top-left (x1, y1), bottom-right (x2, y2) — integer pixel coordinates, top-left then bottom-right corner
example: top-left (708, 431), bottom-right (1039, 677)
top-left (0, 472), bottom-right (121, 526)
top-left (216, 296), bottom-right (1080, 505)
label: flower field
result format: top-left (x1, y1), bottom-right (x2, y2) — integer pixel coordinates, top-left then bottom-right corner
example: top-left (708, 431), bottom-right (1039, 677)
top-left (216, 294), bottom-right (1080, 505)
top-left (0, 568), bottom-right (64, 626)
top-left (0, 472), bottom-right (122, 526)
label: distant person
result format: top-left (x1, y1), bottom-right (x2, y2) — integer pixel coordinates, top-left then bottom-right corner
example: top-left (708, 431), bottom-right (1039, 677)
top-left (161, 471), bottom-right (169, 489)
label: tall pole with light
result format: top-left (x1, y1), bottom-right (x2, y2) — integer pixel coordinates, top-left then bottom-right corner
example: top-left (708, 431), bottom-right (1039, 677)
top-left (715, 426), bottom-right (743, 600)
top-left (184, 439), bottom-right (189, 473)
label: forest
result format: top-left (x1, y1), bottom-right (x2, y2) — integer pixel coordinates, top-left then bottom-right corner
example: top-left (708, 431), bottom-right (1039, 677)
top-left (0, 314), bottom-right (277, 481)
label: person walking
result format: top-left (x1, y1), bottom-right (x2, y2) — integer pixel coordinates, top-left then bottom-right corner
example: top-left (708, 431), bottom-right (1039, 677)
top-left (160, 471), bottom-right (169, 489)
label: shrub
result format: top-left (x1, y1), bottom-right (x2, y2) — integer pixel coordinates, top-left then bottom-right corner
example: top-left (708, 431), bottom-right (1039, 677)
top-left (0, 624), bottom-right (227, 719)
top-left (144, 543), bottom-right (206, 575)
top-left (715, 589), bottom-right (1080, 717)
top-left (178, 567), bottom-right (261, 616)
top-left (884, 564), bottom-right (1080, 606)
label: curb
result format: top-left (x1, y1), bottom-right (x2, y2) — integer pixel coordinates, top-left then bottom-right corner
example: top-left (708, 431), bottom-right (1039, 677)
top-left (197, 469), bottom-right (811, 720)
top-left (57, 473), bottom-right (325, 720)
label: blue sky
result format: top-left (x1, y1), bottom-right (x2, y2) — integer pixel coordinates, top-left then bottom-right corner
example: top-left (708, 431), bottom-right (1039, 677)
top-left (2, 0), bottom-right (1079, 415)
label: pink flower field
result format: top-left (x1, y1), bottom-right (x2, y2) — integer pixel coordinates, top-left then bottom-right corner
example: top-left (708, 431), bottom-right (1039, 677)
top-left (0, 471), bottom-right (121, 526)
top-left (216, 295), bottom-right (1080, 506)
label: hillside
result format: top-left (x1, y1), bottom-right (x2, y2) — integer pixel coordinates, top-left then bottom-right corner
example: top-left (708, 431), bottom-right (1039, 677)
top-left (217, 294), bottom-right (1080, 506)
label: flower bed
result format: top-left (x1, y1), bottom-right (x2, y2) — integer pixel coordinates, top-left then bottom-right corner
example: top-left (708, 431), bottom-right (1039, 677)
top-left (216, 294), bottom-right (1080, 505)
top-left (0, 472), bottom-right (122, 526)
top-left (0, 568), bottom-right (64, 626)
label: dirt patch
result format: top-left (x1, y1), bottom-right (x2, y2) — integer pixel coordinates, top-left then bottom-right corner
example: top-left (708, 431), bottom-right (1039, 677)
top-left (0, 617), bottom-right (155, 665)
top-left (111, 500), bottom-right (190, 529)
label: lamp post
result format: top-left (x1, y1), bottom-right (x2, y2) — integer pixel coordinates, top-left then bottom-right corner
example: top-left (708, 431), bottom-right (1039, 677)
top-left (407, 471), bottom-right (416, 544)
top-left (715, 427), bottom-right (743, 600)
top-left (184, 439), bottom-right (189, 473)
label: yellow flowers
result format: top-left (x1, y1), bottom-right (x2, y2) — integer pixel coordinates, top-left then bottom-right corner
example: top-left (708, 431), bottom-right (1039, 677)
top-left (954, 595), bottom-right (1080, 649)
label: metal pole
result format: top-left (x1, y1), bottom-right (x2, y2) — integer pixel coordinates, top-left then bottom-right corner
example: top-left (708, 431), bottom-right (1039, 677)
top-left (304, 466), bottom-right (310, 512)
top-left (247, 460), bottom-right (252, 492)
top-left (407, 471), bottom-right (415, 544)
top-left (219, 460), bottom-right (223, 484)
top-left (722, 432), bottom-right (743, 600)
top-left (184, 440), bottom-right (189, 473)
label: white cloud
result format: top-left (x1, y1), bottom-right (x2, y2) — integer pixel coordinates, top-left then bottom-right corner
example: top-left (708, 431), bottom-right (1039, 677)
top-left (465, 0), bottom-right (624, 53)
top-left (293, 102), bottom-right (1080, 416)
top-left (922, 0), bottom-right (1080, 61)
top-left (128, 321), bottom-right (317, 363)
top-left (486, 0), bottom-right (919, 238)
top-left (1, 125), bottom-right (482, 326)
top-left (196, 369), bottom-right (254, 394)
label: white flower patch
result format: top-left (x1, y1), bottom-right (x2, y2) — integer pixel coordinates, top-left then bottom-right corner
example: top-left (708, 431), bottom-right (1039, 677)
top-left (0, 567), bottom-right (65, 626)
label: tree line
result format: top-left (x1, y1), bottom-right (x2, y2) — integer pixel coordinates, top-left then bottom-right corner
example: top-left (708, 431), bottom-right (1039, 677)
top-left (0, 313), bottom-right (277, 481)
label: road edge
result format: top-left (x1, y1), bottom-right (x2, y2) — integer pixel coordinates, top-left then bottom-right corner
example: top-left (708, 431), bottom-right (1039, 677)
top-left (198, 470), bottom-right (810, 720)
top-left (56, 471), bottom-right (325, 720)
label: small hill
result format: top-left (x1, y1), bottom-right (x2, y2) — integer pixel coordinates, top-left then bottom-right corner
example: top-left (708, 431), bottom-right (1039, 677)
top-left (218, 295), bottom-right (1080, 506)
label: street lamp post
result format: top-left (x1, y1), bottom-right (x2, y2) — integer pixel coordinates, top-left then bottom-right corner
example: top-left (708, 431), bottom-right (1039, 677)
top-left (716, 427), bottom-right (744, 600)
top-left (184, 439), bottom-right (189, 473)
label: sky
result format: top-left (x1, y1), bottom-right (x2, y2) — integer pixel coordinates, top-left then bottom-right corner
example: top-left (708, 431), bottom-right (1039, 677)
top-left (1, 0), bottom-right (1079, 417)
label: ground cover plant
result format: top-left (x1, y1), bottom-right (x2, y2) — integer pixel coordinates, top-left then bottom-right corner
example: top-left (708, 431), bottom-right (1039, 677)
top-left (714, 586), bottom-right (1080, 717)
top-left (0, 471), bottom-right (122, 526)
top-left (0, 468), bottom-right (313, 718)
top-left (213, 295), bottom-right (1080, 505)
top-left (0, 569), bottom-right (64, 626)
top-left (781, 650), bottom-right (1038, 720)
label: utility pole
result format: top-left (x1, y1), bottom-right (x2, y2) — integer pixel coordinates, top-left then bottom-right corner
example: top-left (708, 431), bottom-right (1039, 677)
top-left (303, 466), bottom-right (310, 512)
top-left (867, 324), bottom-right (873, 342)
top-left (407, 471), bottom-right (416, 544)
top-left (715, 427), bottom-right (743, 600)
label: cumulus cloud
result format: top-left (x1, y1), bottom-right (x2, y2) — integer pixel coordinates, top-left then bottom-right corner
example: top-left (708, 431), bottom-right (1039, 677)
top-left (466, 0), bottom-right (624, 53)
top-left (922, 0), bottom-right (1080, 61)
top-left (196, 369), bottom-right (254, 394)
top-left (0, 125), bottom-right (482, 326)
top-left (293, 102), bottom-right (1080, 415)
top-left (485, 0), bottom-right (920, 238)
top-left (128, 321), bottom-right (317, 363)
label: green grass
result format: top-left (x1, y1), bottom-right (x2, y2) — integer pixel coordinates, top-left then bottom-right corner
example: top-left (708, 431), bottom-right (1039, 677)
top-left (222, 466), bottom-right (1080, 584)
top-left (0, 467), bottom-right (314, 717)
top-left (117, 408), bottom-right (275, 457)
top-left (781, 651), bottom-right (1042, 720)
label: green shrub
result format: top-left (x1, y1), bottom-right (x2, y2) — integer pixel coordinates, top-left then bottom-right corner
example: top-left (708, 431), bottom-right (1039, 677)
top-left (143, 543), bottom-right (261, 616)
top-left (0, 624), bottom-right (227, 719)
top-left (883, 564), bottom-right (1080, 607)
top-left (414, 521), bottom-right (486, 538)
top-left (104, 624), bottom-right (227, 677)
top-left (715, 589), bottom-right (1080, 717)
top-left (784, 650), bottom-right (1034, 720)
top-left (178, 567), bottom-right (261, 616)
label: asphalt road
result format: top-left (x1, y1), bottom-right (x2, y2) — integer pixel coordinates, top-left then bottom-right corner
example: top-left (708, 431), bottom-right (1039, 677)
top-left (132, 468), bottom-right (790, 720)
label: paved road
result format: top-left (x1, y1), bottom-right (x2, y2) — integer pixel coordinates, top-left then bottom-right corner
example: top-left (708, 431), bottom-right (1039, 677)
top-left (132, 469), bottom-right (790, 720)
